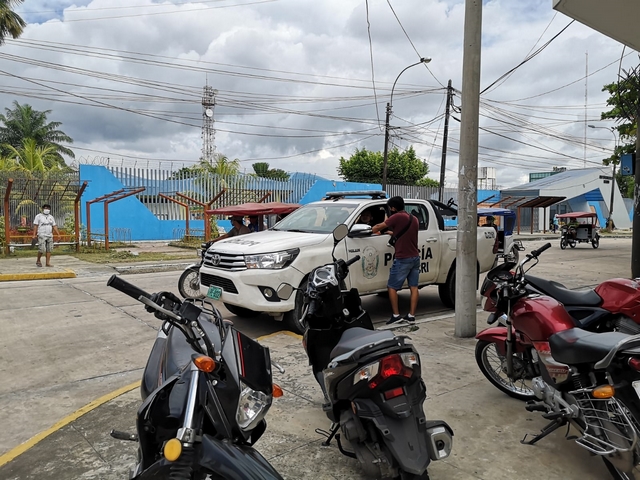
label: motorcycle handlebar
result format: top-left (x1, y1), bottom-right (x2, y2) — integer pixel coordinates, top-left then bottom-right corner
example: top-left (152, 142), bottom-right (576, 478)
top-left (345, 255), bottom-right (361, 267)
top-left (107, 274), bottom-right (151, 301)
top-left (530, 242), bottom-right (552, 258)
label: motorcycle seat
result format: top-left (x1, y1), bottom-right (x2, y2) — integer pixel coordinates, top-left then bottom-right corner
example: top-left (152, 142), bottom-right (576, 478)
top-left (526, 275), bottom-right (602, 307)
top-left (330, 327), bottom-right (396, 360)
top-left (549, 328), bottom-right (630, 365)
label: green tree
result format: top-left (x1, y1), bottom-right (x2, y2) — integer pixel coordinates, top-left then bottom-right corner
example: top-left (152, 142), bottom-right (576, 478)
top-left (194, 154), bottom-right (241, 176)
top-left (600, 67), bottom-right (640, 198)
top-left (251, 162), bottom-right (290, 181)
top-left (338, 146), bottom-right (436, 186)
top-left (0, 0), bottom-right (25, 45)
top-left (3, 138), bottom-right (60, 172)
top-left (0, 101), bottom-right (74, 167)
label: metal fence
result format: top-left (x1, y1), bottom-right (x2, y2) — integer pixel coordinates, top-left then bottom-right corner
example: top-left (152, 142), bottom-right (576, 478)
top-left (108, 167), bottom-right (319, 221)
top-left (386, 184), bottom-right (458, 204)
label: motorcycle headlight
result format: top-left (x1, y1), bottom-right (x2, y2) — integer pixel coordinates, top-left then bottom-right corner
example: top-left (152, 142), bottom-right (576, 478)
top-left (236, 381), bottom-right (272, 431)
top-left (245, 249), bottom-right (299, 269)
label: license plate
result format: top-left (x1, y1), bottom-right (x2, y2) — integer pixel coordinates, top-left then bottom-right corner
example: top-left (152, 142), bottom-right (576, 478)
top-left (207, 286), bottom-right (222, 300)
top-left (633, 381), bottom-right (640, 400)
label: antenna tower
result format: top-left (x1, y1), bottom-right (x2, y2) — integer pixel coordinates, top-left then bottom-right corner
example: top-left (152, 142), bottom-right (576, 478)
top-left (201, 86), bottom-right (217, 163)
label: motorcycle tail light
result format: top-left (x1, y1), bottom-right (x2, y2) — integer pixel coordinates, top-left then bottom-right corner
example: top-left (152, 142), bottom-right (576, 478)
top-left (629, 357), bottom-right (640, 371)
top-left (368, 354), bottom-right (413, 390)
top-left (384, 387), bottom-right (405, 400)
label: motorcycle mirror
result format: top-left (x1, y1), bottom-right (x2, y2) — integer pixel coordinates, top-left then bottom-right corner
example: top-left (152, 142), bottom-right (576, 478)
top-left (333, 224), bottom-right (348, 243)
top-left (276, 283), bottom-right (294, 300)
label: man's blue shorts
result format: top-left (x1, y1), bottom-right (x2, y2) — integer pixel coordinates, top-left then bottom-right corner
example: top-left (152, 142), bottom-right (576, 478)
top-left (387, 256), bottom-right (420, 290)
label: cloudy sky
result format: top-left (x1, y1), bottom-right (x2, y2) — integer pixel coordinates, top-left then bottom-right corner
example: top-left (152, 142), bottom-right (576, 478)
top-left (2, 0), bottom-right (636, 187)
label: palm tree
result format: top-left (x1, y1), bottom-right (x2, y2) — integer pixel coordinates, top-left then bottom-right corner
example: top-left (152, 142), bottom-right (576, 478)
top-left (194, 154), bottom-right (241, 176)
top-left (3, 138), bottom-right (59, 172)
top-left (0, 101), bottom-right (74, 167)
top-left (0, 0), bottom-right (25, 45)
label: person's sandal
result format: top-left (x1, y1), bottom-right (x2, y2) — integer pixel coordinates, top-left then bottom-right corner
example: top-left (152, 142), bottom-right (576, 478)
top-left (36, 261), bottom-right (42, 267)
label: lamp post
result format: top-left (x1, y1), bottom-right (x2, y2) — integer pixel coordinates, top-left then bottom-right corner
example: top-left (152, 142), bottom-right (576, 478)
top-left (588, 124), bottom-right (618, 230)
top-left (382, 57), bottom-right (431, 191)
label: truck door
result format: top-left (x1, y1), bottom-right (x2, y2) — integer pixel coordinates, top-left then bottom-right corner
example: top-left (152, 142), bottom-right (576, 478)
top-left (345, 204), bottom-right (393, 293)
top-left (405, 202), bottom-right (440, 284)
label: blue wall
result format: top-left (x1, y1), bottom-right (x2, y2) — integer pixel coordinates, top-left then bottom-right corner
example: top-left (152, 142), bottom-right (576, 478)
top-left (80, 165), bottom-right (209, 241)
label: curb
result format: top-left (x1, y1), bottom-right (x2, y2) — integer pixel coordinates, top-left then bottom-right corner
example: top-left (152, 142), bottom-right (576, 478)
top-left (113, 262), bottom-right (193, 275)
top-left (0, 269), bottom-right (76, 282)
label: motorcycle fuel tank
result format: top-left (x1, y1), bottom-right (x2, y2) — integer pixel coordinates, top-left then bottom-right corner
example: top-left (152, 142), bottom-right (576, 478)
top-left (511, 296), bottom-right (575, 341)
top-left (596, 278), bottom-right (640, 318)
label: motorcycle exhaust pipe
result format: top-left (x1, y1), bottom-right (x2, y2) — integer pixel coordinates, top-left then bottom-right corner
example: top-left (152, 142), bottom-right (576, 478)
top-left (425, 422), bottom-right (454, 461)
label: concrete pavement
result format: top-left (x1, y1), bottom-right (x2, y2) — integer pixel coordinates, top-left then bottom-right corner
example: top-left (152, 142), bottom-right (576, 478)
top-left (0, 237), bottom-right (634, 479)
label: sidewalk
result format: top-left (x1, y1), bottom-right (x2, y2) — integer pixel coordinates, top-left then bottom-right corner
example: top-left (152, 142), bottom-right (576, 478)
top-left (0, 314), bottom-right (613, 480)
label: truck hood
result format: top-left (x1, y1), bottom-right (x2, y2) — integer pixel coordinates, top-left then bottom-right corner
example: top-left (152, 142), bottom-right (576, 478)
top-left (211, 230), bottom-right (329, 254)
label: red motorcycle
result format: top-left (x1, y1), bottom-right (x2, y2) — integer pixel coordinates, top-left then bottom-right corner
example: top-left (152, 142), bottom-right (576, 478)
top-left (522, 274), bottom-right (640, 335)
top-left (476, 243), bottom-right (640, 479)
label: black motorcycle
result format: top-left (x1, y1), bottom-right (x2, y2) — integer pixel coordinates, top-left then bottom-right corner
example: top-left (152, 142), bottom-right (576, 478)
top-left (107, 275), bottom-right (284, 480)
top-left (277, 225), bottom-right (453, 480)
top-left (178, 241), bottom-right (212, 299)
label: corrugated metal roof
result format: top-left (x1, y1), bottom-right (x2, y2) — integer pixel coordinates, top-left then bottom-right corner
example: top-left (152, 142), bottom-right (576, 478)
top-left (503, 168), bottom-right (603, 192)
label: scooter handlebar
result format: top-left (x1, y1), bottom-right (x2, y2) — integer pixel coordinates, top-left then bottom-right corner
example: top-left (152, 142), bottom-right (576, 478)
top-left (345, 255), bottom-right (361, 267)
top-left (107, 274), bottom-right (151, 301)
top-left (530, 242), bottom-right (552, 258)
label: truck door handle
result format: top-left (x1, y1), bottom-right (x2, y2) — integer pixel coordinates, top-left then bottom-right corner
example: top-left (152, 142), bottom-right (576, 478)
top-left (425, 237), bottom-right (438, 243)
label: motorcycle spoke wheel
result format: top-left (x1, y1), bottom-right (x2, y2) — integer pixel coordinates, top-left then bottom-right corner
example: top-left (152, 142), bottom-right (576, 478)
top-left (178, 268), bottom-right (204, 299)
top-left (475, 340), bottom-right (536, 401)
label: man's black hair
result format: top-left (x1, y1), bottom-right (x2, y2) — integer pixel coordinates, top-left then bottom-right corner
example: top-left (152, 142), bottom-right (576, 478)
top-left (387, 196), bottom-right (404, 211)
top-left (42, 203), bottom-right (51, 209)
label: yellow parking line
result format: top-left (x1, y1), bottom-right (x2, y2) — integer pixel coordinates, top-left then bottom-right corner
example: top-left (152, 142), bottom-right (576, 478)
top-left (0, 331), bottom-right (297, 467)
top-left (0, 381), bottom-right (140, 468)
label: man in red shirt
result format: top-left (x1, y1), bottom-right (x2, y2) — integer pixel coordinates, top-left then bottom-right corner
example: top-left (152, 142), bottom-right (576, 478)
top-left (372, 196), bottom-right (419, 324)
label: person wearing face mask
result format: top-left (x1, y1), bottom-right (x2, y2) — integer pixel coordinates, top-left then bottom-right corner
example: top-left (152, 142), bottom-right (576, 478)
top-left (32, 204), bottom-right (61, 267)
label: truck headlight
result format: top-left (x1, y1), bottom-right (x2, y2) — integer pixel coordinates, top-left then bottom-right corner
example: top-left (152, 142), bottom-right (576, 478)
top-left (245, 249), bottom-right (299, 269)
top-left (236, 381), bottom-right (272, 430)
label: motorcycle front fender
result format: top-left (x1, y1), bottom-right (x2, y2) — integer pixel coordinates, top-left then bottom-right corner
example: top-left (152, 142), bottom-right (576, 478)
top-left (476, 326), bottom-right (526, 354)
top-left (131, 435), bottom-right (283, 480)
top-left (185, 263), bottom-right (201, 271)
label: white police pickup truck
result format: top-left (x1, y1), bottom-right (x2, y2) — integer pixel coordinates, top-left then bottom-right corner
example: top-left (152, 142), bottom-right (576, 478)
top-left (199, 191), bottom-right (497, 334)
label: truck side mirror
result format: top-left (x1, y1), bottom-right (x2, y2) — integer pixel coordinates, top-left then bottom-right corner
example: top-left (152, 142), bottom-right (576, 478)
top-left (349, 224), bottom-right (372, 237)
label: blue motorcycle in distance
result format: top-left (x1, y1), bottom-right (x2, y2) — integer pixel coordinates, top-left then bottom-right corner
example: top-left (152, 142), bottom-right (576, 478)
top-left (107, 275), bottom-right (283, 480)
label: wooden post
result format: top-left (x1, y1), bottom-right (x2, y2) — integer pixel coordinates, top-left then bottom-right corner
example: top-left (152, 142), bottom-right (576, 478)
top-left (4, 179), bottom-right (13, 254)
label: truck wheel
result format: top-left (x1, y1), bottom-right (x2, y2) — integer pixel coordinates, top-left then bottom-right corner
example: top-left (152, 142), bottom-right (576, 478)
top-left (224, 304), bottom-right (261, 318)
top-left (438, 269), bottom-right (455, 309)
top-left (284, 279), bottom-right (308, 335)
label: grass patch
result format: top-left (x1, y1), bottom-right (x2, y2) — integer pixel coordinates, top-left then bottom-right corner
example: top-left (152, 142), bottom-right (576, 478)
top-left (73, 251), bottom-right (196, 264)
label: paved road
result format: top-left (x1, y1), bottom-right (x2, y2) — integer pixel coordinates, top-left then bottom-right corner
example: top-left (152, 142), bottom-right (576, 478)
top-left (0, 237), bottom-right (633, 479)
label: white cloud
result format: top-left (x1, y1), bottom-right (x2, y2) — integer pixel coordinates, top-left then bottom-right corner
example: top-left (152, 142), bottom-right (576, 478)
top-left (0, 0), bottom-right (632, 188)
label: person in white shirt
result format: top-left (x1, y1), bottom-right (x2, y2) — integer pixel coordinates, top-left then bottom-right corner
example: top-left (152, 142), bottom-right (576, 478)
top-left (32, 203), bottom-right (61, 267)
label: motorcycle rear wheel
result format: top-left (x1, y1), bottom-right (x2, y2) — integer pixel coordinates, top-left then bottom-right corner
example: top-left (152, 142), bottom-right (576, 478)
top-left (475, 340), bottom-right (536, 401)
top-left (178, 266), bottom-right (205, 299)
top-left (560, 238), bottom-right (567, 250)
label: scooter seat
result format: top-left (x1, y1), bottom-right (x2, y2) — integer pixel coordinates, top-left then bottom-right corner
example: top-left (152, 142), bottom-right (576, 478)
top-left (330, 327), bottom-right (396, 360)
top-left (526, 275), bottom-right (602, 307)
top-left (549, 328), bottom-right (630, 365)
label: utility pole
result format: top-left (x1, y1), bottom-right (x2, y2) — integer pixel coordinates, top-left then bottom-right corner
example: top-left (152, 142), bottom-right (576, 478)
top-left (455, 0), bottom-right (482, 338)
top-left (382, 103), bottom-right (392, 191)
top-left (633, 101), bottom-right (640, 278)
top-left (439, 80), bottom-right (453, 203)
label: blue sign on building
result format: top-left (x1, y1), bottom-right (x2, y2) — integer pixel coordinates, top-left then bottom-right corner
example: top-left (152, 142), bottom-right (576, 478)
top-left (621, 153), bottom-right (636, 176)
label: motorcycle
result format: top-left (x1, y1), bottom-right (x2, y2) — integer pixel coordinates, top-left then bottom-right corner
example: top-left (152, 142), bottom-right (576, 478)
top-left (178, 240), bottom-right (212, 299)
top-left (107, 274), bottom-right (284, 480)
top-left (476, 243), bottom-right (640, 479)
top-left (481, 247), bottom-right (640, 335)
top-left (277, 224), bottom-right (453, 480)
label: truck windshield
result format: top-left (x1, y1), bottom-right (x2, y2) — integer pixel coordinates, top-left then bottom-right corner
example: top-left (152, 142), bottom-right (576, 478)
top-left (273, 204), bottom-right (356, 234)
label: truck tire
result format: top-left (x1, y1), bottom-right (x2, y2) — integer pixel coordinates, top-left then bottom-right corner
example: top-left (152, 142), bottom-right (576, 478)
top-left (438, 268), bottom-right (455, 309)
top-left (284, 278), bottom-right (308, 335)
top-left (224, 304), bottom-right (261, 318)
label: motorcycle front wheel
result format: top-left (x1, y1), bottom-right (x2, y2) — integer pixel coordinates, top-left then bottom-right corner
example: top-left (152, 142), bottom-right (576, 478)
top-left (178, 266), bottom-right (205, 299)
top-left (475, 340), bottom-right (536, 401)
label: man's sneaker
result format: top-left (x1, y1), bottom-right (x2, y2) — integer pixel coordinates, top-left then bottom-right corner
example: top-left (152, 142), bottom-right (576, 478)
top-left (386, 314), bottom-right (402, 325)
top-left (403, 314), bottom-right (416, 323)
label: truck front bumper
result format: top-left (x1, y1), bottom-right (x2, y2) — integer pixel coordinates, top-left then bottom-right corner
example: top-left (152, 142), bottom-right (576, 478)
top-left (199, 266), bottom-right (303, 313)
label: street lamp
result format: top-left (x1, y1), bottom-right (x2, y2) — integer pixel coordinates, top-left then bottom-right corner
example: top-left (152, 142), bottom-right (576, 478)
top-left (588, 124), bottom-right (618, 230)
top-left (382, 57), bottom-right (432, 191)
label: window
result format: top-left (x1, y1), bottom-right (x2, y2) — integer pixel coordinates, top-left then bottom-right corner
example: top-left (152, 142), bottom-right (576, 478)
top-left (405, 204), bottom-right (429, 230)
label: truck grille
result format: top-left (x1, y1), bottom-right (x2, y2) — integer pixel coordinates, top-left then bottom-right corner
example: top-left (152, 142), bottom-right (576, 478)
top-left (200, 273), bottom-right (239, 294)
top-left (202, 251), bottom-right (246, 271)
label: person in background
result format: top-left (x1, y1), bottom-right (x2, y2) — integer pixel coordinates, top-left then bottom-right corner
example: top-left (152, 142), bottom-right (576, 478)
top-left (553, 214), bottom-right (559, 233)
top-left (248, 215), bottom-right (265, 232)
top-left (372, 196), bottom-right (419, 325)
top-left (212, 215), bottom-right (250, 243)
top-left (357, 209), bottom-right (375, 226)
top-left (32, 203), bottom-right (61, 267)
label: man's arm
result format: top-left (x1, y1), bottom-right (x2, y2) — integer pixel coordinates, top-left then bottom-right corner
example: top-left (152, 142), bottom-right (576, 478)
top-left (32, 216), bottom-right (39, 238)
top-left (372, 221), bottom-right (389, 235)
